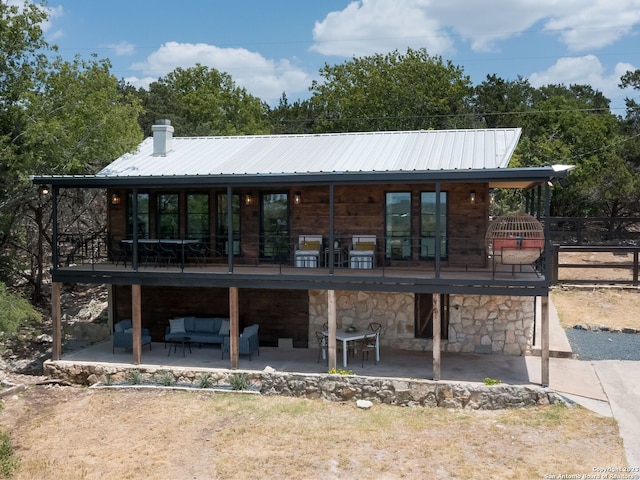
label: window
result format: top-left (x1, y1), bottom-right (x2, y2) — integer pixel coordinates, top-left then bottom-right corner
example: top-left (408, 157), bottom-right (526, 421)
top-left (260, 193), bottom-right (289, 261)
top-left (158, 193), bottom-right (179, 238)
top-left (216, 193), bottom-right (240, 255)
top-left (415, 294), bottom-right (449, 339)
top-left (420, 191), bottom-right (447, 259)
top-left (126, 193), bottom-right (150, 238)
top-left (187, 193), bottom-right (209, 242)
top-left (385, 192), bottom-right (411, 260)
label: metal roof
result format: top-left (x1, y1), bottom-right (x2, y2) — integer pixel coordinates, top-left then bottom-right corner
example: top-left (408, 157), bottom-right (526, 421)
top-left (97, 128), bottom-right (522, 178)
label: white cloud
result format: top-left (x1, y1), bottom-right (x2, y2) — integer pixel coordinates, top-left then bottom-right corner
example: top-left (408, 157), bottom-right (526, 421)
top-left (528, 55), bottom-right (638, 111)
top-left (129, 42), bottom-right (314, 104)
top-left (311, 0), bottom-right (640, 56)
top-left (105, 41), bottom-right (135, 56)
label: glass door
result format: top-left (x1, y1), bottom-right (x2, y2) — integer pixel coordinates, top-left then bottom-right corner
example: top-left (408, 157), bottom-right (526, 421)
top-left (260, 193), bottom-right (289, 262)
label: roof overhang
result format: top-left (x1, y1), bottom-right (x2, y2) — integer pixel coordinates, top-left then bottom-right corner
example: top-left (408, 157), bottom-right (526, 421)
top-left (30, 165), bottom-right (573, 190)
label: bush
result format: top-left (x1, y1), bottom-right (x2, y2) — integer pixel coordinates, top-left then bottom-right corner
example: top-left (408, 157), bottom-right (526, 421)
top-left (0, 282), bottom-right (41, 336)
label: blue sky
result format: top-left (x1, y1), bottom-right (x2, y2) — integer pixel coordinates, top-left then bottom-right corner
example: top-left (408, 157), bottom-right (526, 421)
top-left (37, 0), bottom-right (640, 113)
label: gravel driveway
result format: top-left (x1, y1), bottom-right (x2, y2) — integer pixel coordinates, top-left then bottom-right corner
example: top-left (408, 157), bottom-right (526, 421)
top-left (565, 329), bottom-right (640, 361)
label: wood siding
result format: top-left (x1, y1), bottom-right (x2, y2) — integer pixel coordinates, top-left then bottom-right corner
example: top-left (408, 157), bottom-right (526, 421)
top-left (108, 183), bottom-right (489, 268)
top-left (113, 285), bottom-right (309, 348)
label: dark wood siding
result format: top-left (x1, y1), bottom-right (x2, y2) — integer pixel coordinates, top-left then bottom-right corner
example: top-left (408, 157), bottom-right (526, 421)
top-left (114, 286), bottom-right (309, 348)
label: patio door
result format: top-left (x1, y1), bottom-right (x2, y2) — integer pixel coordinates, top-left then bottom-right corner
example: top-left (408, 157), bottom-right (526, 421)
top-left (260, 193), bottom-right (289, 262)
top-left (415, 293), bottom-right (449, 339)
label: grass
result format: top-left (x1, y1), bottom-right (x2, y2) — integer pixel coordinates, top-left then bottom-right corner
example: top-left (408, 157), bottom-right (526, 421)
top-left (3, 388), bottom-right (626, 479)
top-left (0, 429), bottom-right (17, 478)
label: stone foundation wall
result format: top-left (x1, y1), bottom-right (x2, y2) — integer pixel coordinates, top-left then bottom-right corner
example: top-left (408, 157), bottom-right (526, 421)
top-left (308, 291), bottom-right (535, 356)
top-left (43, 360), bottom-right (563, 410)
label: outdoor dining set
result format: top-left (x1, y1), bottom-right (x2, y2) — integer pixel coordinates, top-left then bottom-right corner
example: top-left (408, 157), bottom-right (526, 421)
top-left (316, 322), bottom-right (382, 368)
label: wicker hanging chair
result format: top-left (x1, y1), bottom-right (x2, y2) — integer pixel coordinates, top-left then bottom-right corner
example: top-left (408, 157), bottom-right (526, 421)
top-left (485, 212), bottom-right (545, 265)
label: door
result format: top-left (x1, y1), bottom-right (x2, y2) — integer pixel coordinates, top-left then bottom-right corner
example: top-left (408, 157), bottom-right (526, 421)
top-left (260, 193), bottom-right (289, 262)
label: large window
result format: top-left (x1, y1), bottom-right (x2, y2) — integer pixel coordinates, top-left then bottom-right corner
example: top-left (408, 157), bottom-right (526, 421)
top-left (216, 193), bottom-right (240, 255)
top-left (260, 193), bottom-right (289, 261)
top-left (420, 191), bottom-right (447, 259)
top-left (187, 193), bottom-right (210, 242)
top-left (385, 192), bottom-right (412, 260)
top-left (126, 193), bottom-right (150, 238)
top-left (157, 193), bottom-right (179, 238)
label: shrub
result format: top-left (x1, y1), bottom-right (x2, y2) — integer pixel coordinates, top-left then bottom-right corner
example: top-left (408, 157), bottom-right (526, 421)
top-left (196, 373), bottom-right (214, 389)
top-left (0, 282), bottom-right (42, 336)
top-left (128, 369), bottom-right (143, 385)
top-left (157, 371), bottom-right (174, 386)
top-left (229, 373), bottom-right (251, 390)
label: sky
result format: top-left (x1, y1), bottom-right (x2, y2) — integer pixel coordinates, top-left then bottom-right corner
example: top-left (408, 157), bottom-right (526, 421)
top-left (36, 0), bottom-right (640, 113)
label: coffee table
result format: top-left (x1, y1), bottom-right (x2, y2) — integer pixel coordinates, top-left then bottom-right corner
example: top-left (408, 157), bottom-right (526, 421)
top-left (167, 336), bottom-right (192, 357)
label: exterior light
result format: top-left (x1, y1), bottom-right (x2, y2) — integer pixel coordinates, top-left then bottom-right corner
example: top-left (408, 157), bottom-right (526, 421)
top-left (245, 193), bottom-right (253, 206)
top-left (39, 185), bottom-right (49, 196)
top-left (111, 193), bottom-right (121, 206)
top-left (294, 191), bottom-right (302, 205)
top-left (470, 190), bottom-right (476, 204)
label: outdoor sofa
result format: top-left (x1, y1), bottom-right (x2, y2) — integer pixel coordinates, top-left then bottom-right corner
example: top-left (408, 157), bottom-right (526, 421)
top-left (164, 316), bottom-right (230, 347)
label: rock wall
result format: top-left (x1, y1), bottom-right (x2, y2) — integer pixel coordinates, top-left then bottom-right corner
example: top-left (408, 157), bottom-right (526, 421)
top-left (43, 360), bottom-right (563, 410)
top-left (308, 291), bottom-right (535, 356)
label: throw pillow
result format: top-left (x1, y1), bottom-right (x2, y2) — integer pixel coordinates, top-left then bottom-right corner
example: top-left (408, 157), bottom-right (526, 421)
top-left (124, 328), bottom-right (133, 333)
top-left (218, 319), bottom-right (230, 335)
top-left (355, 241), bottom-right (375, 251)
top-left (170, 317), bottom-right (186, 334)
top-left (301, 241), bottom-right (320, 251)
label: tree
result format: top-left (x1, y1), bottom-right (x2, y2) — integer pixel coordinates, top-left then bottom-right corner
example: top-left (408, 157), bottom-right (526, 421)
top-left (472, 75), bottom-right (535, 128)
top-left (10, 55), bottom-right (144, 301)
top-left (308, 48), bottom-right (473, 132)
top-left (137, 64), bottom-right (271, 136)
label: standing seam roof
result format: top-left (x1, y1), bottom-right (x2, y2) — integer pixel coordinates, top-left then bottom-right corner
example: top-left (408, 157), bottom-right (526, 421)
top-left (97, 129), bottom-right (522, 178)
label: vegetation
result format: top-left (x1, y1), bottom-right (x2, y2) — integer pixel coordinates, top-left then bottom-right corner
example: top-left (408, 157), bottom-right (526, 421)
top-left (0, 429), bottom-right (17, 478)
top-left (0, 4), bottom-right (639, 303)
top-left (0, 283), bottom-right (41, 338)
top-left (229, 372), bottom-right (251, 390)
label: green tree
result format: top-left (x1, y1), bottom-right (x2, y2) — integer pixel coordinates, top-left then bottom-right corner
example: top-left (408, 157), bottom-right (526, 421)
top-left (138, 64), bottom-right (270, 136)
top-left (472, 75), bottom-right (535, 128)
top-left (308, 48), bottom-right (473, 132)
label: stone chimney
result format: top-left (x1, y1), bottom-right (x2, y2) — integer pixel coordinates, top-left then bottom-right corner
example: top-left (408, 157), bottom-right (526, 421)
top-left (152, 119), bottom-right (174, 156)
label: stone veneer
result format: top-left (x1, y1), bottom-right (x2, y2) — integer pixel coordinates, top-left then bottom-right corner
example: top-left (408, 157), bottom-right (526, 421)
top-left (308, 291), bottom-right (534, 356)
top-left (43, 361), bottom-right (563, 410)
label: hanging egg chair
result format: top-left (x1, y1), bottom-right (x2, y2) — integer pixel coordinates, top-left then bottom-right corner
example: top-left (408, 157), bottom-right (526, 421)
top-left (485, 212), bottom-right (545, 265)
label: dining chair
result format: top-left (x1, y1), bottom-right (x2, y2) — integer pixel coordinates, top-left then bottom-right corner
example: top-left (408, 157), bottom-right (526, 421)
top-left (141, 242), bottom-right (158, 266)
top-left (156, 242), bottom-right (177, 267)
top-left (187, 241), bottom-right (208, 267)
top-left (358, 333), bottom-right (378, 367)
top-left (368, 322), bottom-right (382, 335)
top-left (315, 331), bottom-right (327, 363)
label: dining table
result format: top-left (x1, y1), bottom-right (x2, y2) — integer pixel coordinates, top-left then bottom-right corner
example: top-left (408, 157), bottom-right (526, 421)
top-left (121, 238), bottom-right (199, 271)
top-left (323, 328), bottom-right (380, 368)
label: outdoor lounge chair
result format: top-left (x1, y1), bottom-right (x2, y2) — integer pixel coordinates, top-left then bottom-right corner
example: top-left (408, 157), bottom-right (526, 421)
top-left (348, 235), bottom-right (376, 269)
top-left (112, 319), bottom-right (152, 353)
top-left (294, 235), bottom-right (323, 268)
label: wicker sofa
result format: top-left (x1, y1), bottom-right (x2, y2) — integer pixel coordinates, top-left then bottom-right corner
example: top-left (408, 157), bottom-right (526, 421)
top-left (164, 316), bottom-right (230, 346)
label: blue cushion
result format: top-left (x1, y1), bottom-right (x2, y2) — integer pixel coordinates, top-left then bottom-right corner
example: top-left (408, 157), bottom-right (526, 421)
top-left (243, 324), bottom-right (259, 337)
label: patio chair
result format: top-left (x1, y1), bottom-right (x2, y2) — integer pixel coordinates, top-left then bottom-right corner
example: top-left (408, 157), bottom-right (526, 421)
top-left (348, 235), bottom-right (376, 269)
top-left (222, 324), bottom-right (260, 360)
top-left (187, 241), bottom-right (208, 267)
top-left (315, 331), bottom-right (328, 363)
top-left (357, 333), bottom-right (378, 367)
top-left (294, 235), bottom-right (323, 268)
top-left (156, 242), bottom-right (177, 267)
top-left (113, 319), bottom-right (152, 353)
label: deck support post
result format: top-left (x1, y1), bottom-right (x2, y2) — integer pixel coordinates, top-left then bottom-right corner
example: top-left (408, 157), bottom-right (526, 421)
top-left (51, 282), bottom-right (62, 360)
top-left (432, 294), bottom-right (441, 381)
top-left (327, 289), bottom-right (337, 370)
top-left (229, 287), bottom-right (239, 369)
top-left (132, 284), bottom-right (142, 364)
top-left (541, 295), bottom-right (550, 387)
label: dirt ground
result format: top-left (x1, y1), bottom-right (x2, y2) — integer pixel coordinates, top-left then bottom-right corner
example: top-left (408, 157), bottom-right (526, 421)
top-left (1, 252), bottom-right (637, 479)
top-left (0, 382), bottom-right (626, 480)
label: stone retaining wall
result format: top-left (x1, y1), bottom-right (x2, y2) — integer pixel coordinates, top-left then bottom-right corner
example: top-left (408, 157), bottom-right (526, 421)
top-left (43, 360), bottom-right (563, 410)
top-left (309, 291), bottom-right (534, 356)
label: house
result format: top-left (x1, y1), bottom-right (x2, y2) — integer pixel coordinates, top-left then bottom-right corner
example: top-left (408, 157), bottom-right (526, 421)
top-left (31, 121), bottom-right (571, 385)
